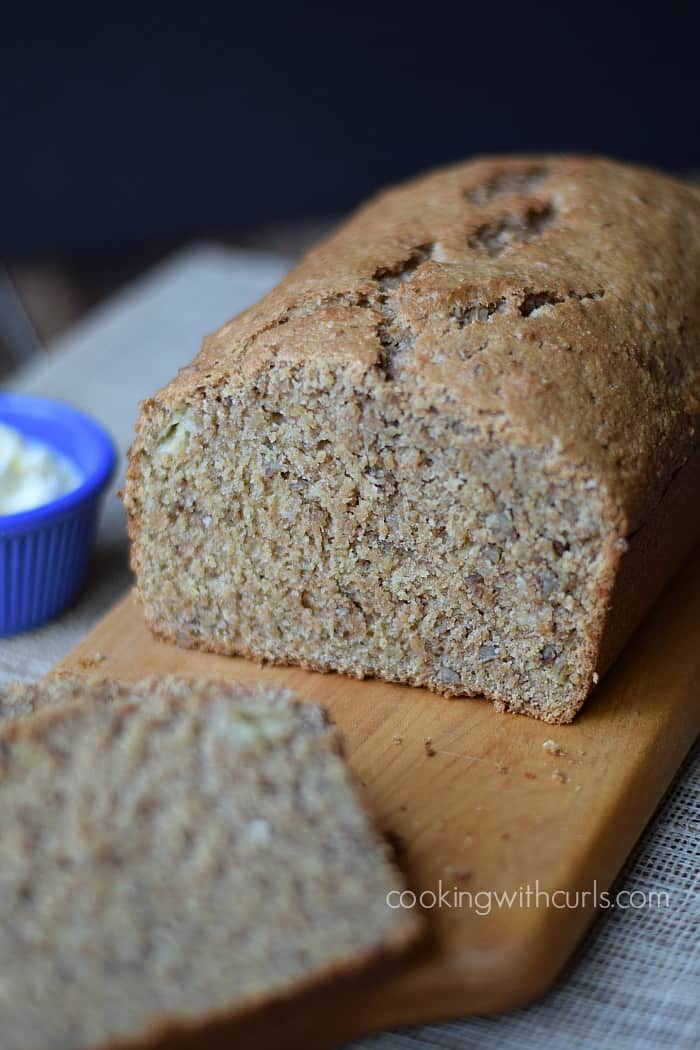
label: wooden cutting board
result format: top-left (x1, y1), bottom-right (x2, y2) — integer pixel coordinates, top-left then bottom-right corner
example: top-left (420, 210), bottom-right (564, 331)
top-left (55, 548), bottom-right (700, 1048)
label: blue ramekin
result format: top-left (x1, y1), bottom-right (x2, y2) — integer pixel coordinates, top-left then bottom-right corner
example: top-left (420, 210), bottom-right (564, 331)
top-left (0, 393), bottom-right (115, 637)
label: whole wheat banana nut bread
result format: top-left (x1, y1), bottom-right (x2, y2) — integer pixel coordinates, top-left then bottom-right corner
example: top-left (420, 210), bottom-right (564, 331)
top-left (0, 675), bottom-right (419, 1050)
top-left (123, 155), bottom-right (700, 723)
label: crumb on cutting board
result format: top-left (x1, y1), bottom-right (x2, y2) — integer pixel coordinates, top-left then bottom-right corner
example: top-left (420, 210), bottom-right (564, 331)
top-left (444, 865), bottom-right (472, 882)
top-left (76, 651), bottom-right (107, 670)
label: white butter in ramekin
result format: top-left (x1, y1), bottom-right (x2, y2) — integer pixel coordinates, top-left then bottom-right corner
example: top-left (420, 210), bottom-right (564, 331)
top-left (0, 422), bottom-right (82, 515)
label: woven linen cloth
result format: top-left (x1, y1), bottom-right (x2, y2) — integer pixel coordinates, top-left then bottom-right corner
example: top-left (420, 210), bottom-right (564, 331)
top-left (1, 246), bottom-right (698, 1050)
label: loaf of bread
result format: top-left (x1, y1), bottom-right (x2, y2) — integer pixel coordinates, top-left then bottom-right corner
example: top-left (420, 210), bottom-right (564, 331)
top-left (0, 676), bottom-right (419, 1050)
top-left (124, 156), bottom-right (700, 722)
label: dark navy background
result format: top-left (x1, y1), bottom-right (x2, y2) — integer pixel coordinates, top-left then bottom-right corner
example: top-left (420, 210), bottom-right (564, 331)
top-left (3, 2), bottom-right (698, 255)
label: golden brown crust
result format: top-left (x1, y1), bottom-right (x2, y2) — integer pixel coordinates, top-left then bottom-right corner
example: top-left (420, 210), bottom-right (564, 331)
top-left (144, 154), bottom-right (700, 532)
top-left (88, 916), bottom-right (419, 1050)
top-left (594, 441), bottom-right (700, 680)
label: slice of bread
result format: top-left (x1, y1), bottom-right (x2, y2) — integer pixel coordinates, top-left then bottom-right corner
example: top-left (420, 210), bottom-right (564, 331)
top-left (0, 676), bottom-right (420, 1050)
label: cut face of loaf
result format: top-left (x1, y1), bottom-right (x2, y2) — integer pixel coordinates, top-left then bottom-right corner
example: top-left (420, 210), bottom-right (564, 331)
top-left (128, 371), bottom-right (620, 722)
top-left (0, 676), bottom-right (419, 1050)
top-left (124, 156), bottom-right (700, 723)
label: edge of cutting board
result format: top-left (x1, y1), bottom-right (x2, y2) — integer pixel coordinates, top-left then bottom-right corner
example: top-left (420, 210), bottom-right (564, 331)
top-left (54, 549), bottom-right (700, 1045)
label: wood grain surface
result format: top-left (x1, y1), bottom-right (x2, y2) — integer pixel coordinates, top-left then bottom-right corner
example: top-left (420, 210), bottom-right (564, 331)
top-left (55, 552), bottom-right (700, 1046)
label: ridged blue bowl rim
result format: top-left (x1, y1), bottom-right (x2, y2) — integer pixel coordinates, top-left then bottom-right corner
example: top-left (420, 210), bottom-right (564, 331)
top-left (0, 392), bottom-right (116, 536)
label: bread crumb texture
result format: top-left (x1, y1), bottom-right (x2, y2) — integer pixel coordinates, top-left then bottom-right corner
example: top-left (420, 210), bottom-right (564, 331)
top-left (124, 156), bottom-right (700, 723)
top-left (0, 675), bottom-right (418, 1050)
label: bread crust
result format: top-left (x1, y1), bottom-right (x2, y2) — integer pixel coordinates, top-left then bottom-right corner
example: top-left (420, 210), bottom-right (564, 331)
top-left (595, 441), bottom-right (700, 680)
top-left (131, 155), bottom-right (700, 531)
